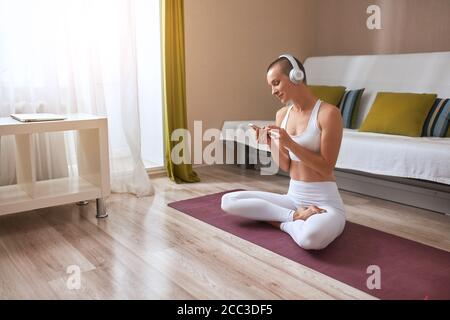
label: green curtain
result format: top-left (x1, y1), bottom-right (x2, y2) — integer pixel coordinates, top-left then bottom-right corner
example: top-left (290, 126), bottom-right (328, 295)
top-left (161, 0), bottom-right (200, 183)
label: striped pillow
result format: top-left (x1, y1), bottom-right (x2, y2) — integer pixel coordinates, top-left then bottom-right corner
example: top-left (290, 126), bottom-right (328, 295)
top-left (338, 88), bottom-right (365, 128)
top-left (422, 98), bottom-right (450, 137)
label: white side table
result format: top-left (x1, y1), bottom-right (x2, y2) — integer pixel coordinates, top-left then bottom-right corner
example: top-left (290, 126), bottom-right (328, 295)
top-left (0, 114), bottom-right (110, 218)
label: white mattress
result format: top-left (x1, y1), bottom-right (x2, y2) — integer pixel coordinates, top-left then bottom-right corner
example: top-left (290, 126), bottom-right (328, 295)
top-left (304, 52), bottom-right (450, 128)
top-left (221, 121), bottom-right (450, 185)
top-left (338, 129), bottom-right (450, 185)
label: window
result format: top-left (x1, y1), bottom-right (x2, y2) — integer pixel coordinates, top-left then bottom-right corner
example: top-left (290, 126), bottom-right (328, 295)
top-left (136, 0), bottom-right (164, 169)
top-left (0, 0), bottom-right (164, 174)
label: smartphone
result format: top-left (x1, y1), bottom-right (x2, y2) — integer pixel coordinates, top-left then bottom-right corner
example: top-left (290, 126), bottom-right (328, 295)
top-left (248, 123), bottom-right (260, 130)
top-left (269, 130), bottom-right (280, 139)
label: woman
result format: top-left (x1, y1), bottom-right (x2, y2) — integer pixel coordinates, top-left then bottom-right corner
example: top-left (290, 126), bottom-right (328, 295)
top-left (221, 54), bottom-right (346, 250)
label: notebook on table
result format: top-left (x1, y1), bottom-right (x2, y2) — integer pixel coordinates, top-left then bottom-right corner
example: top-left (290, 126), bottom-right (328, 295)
top-left (10, 113), bottom-right (67, 122)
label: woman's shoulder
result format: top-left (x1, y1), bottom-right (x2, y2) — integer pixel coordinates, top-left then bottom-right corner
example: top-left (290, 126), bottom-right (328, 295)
top-left (276, 105), bottom-right (290, 114)
top-left (318, 101), bottom-right (343, 129)
top-left (318, 101), bottom-right (341, 118)
top-left (275, 105), bottom-right (290, 126)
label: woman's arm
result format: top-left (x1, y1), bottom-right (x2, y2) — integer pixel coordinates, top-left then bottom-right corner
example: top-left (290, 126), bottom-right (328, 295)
top-left (269, 108), bottom-right (291, 172)
top-left (270, 105), bottom-right (343, 177)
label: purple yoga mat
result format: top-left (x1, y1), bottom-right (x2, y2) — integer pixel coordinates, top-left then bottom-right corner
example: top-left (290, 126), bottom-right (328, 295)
top-left (168, 190), bottom-right (450, 300)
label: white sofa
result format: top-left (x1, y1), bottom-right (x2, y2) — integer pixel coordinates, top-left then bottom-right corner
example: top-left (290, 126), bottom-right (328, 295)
top-left (221, 52), bottom-right (450, 214)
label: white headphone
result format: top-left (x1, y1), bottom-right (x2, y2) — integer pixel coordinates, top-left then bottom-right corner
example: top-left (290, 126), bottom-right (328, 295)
top-left (279, 54), bottom-right (304, 84)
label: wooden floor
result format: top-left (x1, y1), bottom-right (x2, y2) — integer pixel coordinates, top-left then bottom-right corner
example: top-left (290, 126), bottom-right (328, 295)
top-left (0, 165), bottom-right (449, 299)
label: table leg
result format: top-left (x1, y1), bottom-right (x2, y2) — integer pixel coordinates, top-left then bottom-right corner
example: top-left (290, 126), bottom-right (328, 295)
top-left (96, 198), bottom-right (108, 218)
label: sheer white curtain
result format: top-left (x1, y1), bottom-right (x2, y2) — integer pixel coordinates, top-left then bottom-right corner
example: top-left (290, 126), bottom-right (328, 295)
top-left (0, 0), bottom-right (154, 196)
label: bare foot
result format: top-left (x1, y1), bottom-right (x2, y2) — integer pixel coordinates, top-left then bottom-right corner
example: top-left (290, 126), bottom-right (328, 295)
top-left (268, 221), bottom-right (281, 229)
top-left (293, 205), bottom-right (326, 221)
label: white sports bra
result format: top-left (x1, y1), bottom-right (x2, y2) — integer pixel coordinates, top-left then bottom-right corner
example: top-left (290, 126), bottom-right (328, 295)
top-left (280, 99), bottom-right (322, 161)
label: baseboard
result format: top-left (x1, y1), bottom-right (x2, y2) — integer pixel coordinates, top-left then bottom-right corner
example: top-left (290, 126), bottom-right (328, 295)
top-left (147, 164), bottom-right (212, 179)
top-left (147, 166), bottom-right (166, 178)
top-left (334, 169), bottom-right (450, 215)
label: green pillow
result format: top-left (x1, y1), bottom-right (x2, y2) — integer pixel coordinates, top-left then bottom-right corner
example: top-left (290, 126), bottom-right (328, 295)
top-left (359, 92), bottom-right (437, 137)
top-left (308, 85), bottom-right (346, 106)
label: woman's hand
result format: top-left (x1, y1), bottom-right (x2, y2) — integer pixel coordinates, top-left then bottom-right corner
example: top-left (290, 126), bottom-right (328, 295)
top-left (266, 125), bottom-right (293, 147)
top-left (253, 126), bottom-right (272, 146)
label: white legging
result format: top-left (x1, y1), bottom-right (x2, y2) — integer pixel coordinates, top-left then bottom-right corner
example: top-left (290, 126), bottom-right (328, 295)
top-left (221, 180), bottom-right (346, 250)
